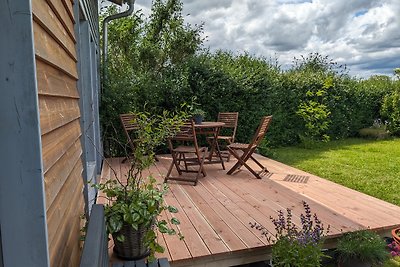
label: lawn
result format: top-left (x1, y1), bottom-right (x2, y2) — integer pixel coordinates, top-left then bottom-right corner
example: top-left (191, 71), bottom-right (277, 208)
top-left (270, 138), bottom-right (400, 206)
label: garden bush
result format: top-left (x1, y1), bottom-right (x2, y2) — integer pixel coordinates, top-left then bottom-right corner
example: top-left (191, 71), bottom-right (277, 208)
top-left (100, 0), bottom-right (400, 156)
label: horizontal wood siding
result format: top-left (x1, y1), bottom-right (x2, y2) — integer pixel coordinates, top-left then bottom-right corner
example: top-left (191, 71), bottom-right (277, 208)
top-left (33, 0), bottom-right (84, 266)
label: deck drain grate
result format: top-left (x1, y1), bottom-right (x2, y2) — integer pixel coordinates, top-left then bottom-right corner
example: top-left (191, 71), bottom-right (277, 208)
top-left (261, 172), bottom-right (273, 179)
top-left (283, 174), bottom-right (309, 183)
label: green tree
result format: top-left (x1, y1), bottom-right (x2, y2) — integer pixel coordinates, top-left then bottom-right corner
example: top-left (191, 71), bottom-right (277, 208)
top-left (101, 0), bottom-right (204, 156)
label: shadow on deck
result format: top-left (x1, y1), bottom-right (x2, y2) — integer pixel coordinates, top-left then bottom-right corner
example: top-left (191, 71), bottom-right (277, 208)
top-left (100, 154), bottom-right (400, 267)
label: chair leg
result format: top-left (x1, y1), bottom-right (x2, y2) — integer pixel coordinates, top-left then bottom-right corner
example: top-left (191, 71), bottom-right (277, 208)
top-left (250, 155), bottom-right (269, 172)
top-left (240, 160), bottom-right (263, 179)
top-left (172, 152), bottom-right (183, 175)
top-left (226, 148), bottom-right (244, 175)
top-left (194, 149), bottom-right (207, 184)
top-left (165, 155), bottom-right (176, 183)
top-left (227, 147), bottom-right (266, 179)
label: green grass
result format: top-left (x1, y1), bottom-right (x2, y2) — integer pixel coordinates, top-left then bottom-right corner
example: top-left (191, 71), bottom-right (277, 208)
top-left (270, 138), bottom-right (400, 206)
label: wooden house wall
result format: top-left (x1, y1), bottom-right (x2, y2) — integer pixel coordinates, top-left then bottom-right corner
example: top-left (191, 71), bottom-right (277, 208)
top-left (32, 0), bottom-right (84, 266)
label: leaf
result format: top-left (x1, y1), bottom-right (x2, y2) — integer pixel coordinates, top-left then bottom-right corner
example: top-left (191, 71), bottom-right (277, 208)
top-left (116, 234), bottom-right (125, 243)
top-left (171, 217), bottom-right (180, 225)
top-left (168, 205), bottom-right (178, 213)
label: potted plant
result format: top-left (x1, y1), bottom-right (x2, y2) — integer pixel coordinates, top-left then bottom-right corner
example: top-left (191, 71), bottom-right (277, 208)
top-left (392, 227), bottom-right (400, 247)
top-left (336, 229), bottom-right (389, 267)
top-left (251, 201), bottom-right (330, 267)
top-left (96, 110), bottom-right (186, 261)
top-left (192, 108), bottom-right (205, 124)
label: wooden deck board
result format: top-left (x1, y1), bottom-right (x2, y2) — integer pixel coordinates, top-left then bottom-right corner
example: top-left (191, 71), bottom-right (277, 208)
top-left (101, 154), bottom-right (400, 267)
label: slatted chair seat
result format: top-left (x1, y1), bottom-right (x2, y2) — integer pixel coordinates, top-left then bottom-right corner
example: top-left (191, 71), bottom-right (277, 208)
top-left (227, 115), bottom-right (272, 179)
top-left (164, 120), bottom-right (208, 186)
top-left (173, 146), bottom-right (199, 153)
top-left (228, 143), bottom-right (250, 150)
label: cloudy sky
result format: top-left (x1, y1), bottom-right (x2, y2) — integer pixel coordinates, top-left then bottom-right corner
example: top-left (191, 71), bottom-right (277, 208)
top-left (127, 0), bottom-right (400, 78)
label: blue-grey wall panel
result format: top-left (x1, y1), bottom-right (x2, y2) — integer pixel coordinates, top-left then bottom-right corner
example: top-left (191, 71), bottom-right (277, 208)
top-left (0, 1), bottom-right (49, 266)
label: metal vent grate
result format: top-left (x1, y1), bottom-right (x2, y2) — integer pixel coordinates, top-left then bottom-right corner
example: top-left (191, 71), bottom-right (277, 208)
top-left (283, 174), bottom-right (309, 183)
top-left (262, 172), bottom-right (273, 179)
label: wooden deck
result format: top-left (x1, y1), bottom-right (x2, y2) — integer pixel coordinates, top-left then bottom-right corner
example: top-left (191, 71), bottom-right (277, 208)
top-left (100, 154), bottom-right (400, 267)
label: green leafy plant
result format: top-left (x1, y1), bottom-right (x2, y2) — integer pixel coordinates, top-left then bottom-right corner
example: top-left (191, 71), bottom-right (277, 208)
top-left (381, 89), bottom-right (400, 136)
top-left (336, 230), bottom-right (389, 266)
top-left (192, 108), bottom-right (206, 117)
top-left (296, 77), bottom-right (332, 147)
top-left (95, 110), bottom-right (187, 261)
top-left (251, 201), bottom-right (330, 267)
top-left (382, 256), bottom-right (400, 267)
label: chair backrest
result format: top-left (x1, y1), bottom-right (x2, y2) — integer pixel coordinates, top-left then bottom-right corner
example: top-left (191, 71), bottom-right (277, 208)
top-left (217, 112), bottom-right (239, 141)
top-left (248, 115), bottom-right (273, 148)
top-left (120, 113), bottom-right (139, 151)
top-left (168, 120), bottom-right (201, 152)
top-left (171, 120), bottom-right (195, 141)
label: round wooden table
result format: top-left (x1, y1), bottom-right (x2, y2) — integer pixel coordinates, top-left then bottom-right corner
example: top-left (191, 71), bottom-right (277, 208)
top-left (194, 121), bottom-right (226, 169)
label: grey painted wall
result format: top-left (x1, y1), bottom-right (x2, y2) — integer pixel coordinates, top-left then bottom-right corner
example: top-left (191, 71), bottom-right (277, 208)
top-left (76, 0), bottom-right (102, 216)
top-left (0, 1), bottom-right (49, 266)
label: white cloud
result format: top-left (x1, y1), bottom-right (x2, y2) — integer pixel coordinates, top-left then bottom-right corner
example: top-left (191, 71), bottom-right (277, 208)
top-left (125, 0), bottom-right (400, 77)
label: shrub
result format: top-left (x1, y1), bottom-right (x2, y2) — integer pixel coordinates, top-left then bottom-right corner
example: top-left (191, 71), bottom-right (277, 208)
top-left (381, 89), bottom-right (400, 135)
top-left (296, 77), bottom-right (332, 147)
top-left (251, 201), bottom-right (330, 267)
top-left (336, 230), bottom-right (389, 265)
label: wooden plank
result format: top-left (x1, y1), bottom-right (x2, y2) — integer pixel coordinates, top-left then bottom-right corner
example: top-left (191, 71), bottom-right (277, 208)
top-left (169, 185), bottom-right (231, 254)
top-left (154, 160), bottom-right (230, 255)
top-left (265, 157), bottom-right (400, 228)
top-left (158, 208), bottom-right (191, 261)
top-left (198, 178), bottom-right (270, 245)
top-left (186, 184), bottom-right (264, 248)
top-left (217, 156), bottom-right (363, 233)
top-left (275, 180), bottom-right (396, 229)
top-left (47, 159), bottom-right (84, 247)
top-left (161, 190), bottom-right (211, 259)
top-left (59, 200), bottom-right (84, 267)
top-left (33, 21), bottom-right (78, 79)
top-left (44, 138), bottom-right (82, 210)
top-left (41, 119), bottom-right (81, 172)
top-left (218, 175), bottom-right (359, 235)
top-left (32, 0), bottom-right (77, 61)
top-left (45, 0), bottom-right (76, 42)
top-left (49, 190), bottom-right (84, 266)
top-left (198, 175), bottom-right (277, 240)
top-left (36, 56), bottom-right (79, 99)
top-left (62, 0), bottom-right (75, 24)
top-left (279, 172), bottom-right (400, 219)
top-left (97, 159), bottom-right (114, 206)
top-left (39, 96), bottom-right (81, 135)
top-left (182, 182), bottom-right (272, 250)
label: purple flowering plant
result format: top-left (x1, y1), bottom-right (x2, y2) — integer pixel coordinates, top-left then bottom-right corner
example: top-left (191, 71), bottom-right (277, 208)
top-left (250, 201), bottom-right (330, 267)
top-left (387, 241), bottom-right (400, 257)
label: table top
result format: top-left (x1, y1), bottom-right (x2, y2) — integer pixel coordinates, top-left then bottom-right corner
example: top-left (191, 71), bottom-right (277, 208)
top-left (194, 121), bottom-right (225, 128)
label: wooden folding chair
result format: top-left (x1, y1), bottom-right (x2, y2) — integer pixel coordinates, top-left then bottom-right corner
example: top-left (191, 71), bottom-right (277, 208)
top-left (227, 115), bottom-right (272, 179)
top-left (207, 112), bottom-right (239, 161)
top-left (164, 120), bottom-right (208, 186)
top-left (120, 113), bottom-right (161, 163)
top-left (120, 113), bottom-right (139, 152)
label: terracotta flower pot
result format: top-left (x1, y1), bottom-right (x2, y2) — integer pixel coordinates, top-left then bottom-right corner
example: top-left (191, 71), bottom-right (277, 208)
top-left (392, 227), bottom-right (400, 247)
